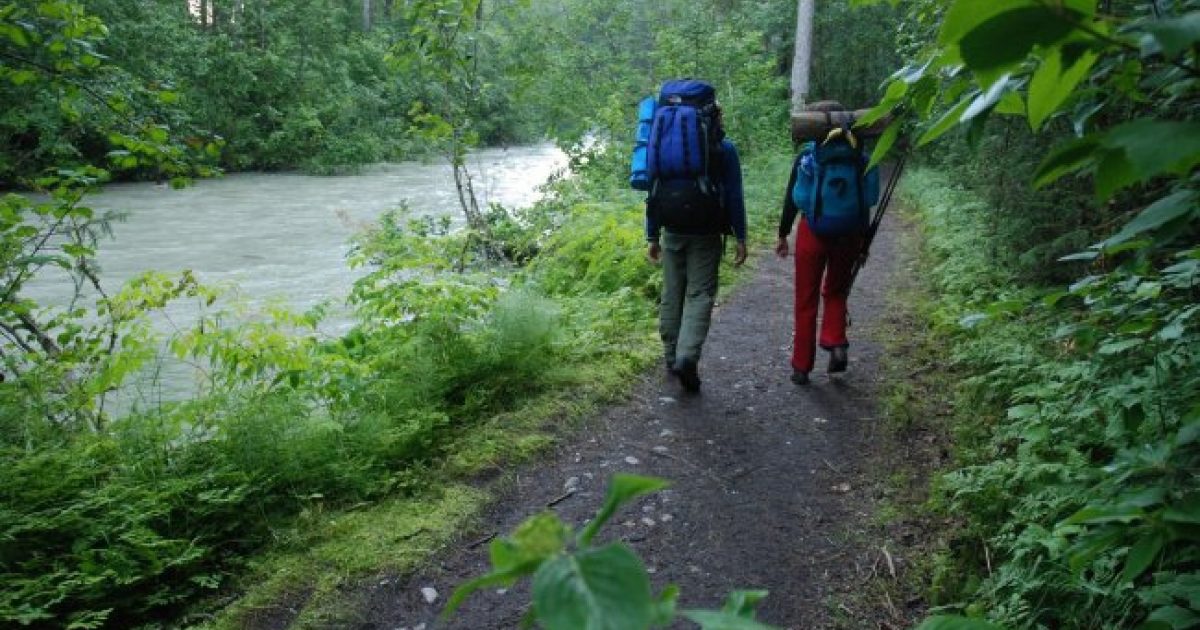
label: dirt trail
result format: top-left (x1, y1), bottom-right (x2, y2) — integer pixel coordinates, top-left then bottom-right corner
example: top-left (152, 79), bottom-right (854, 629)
top-left (348, 214), bottom-right (908, 629)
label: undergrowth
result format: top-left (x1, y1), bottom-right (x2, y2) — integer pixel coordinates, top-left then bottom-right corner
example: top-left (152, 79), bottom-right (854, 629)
top-left (898, 167), bottom-right (1200, 629)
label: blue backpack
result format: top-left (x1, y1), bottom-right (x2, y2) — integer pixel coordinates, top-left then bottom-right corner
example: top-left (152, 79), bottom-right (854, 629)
top-left (632, 80), bottom-right (727, 232)
top-left (791, 127), bottom-right (880, 237)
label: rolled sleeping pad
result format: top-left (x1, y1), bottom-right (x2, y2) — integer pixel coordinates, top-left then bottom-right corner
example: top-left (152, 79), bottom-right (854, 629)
top-left (790, 108), bottom-right (891, 143)
top-left (630, 95), bottom-right (656, 191)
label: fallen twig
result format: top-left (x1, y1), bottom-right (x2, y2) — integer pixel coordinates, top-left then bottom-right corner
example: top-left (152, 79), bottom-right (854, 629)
top-left (547, 489), bottom-right (575, 507)
top-left (466, 532), bottom-right (497, 550)
top-left (882, 546), bottom-right (897, 579)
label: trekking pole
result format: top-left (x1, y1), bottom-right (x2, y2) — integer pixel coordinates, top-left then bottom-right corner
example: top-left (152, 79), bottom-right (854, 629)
top-left (847, 150), bottom-right (908, 294)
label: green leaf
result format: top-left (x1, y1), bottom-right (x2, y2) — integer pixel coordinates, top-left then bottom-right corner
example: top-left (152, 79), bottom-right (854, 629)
top-left (1094, 121), bottom-right (1200, 200)
top-left (939, 0), bottom-right (1034, 47)
top-left (1065, 505), bottom-right (1144, 525)
top-left (1122, 531), bottom-right (1165, 583)
top-left (444, 565), bottom-right (537, 619)
top-left (682, 610), bottom-right (780, 630)
top-left (490, 512), bottom-right (571, 573)
top-left (1098, 190), bottom-right (1200, 249)
top-left (961, 75), bottom-right (1015, 122)
top-left (578, 474), bottom-right (668, 547)
top-left (721, 590), bottom-right (770, 616)
top-left (958, 7), bottom-right (1081, 75)
top-left (1139, 13), bottom-right (1200, 60)
top-left (1163, 496), bottom-right (1200, 526)
top-left (1028, 46), bottom-right (1098, 131)
top-left (444, 513), bottom-right (571, 619)
top-left (867, 120), bottom-right (901, 170)
top-left (1147, 606), bottom-right (1200, 629)
top-left (1033, 136), bottom-right (1101, 188)
top-left (1099, 338), bottom-right (1141, 355)
top-left (1068, 527), bottom-right (1124, 572)
top-left (918, 95), bottom-right (975, 147)
top-left (1007, 404), bottom-right (1039, 420)
top-left (650, 585), bottom-right (680, 626)
top-left (994, 91), bottom-right (1025, 116)
top-left (532, 544), bottom-right (652, 630)
top-left (915, 616), bottom-right (1007, 630)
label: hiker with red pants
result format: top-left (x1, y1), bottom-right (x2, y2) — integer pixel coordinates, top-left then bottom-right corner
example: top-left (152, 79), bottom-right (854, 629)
top-left (774, 126), bottom-right (878, 385)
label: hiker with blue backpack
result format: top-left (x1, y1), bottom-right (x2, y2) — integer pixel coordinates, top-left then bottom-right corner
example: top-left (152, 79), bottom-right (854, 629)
top-left (630, 80), bottom-right (747, 393)
top-left (775, 124), bottom-right (879, 385)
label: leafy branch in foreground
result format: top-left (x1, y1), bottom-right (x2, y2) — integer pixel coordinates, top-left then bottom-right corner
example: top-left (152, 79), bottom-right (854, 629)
top-left (446, 474), bottom-right (780, 630)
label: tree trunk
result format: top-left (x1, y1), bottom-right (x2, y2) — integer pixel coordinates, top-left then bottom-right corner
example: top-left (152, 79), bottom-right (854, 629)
top-left (363, 0), bottom-right (372, 31)
top-left (790, 0), bottom-right (814, 113)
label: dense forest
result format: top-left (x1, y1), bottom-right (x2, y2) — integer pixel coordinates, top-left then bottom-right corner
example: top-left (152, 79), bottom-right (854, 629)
top-left (1, 0), bottom-right (1197, 628)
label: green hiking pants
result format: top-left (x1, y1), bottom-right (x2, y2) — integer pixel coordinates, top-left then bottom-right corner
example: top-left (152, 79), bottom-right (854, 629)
top-left (659, 232), bottom-right (723, 366)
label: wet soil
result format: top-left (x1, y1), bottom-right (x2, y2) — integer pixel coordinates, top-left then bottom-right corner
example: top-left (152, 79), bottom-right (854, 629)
top-left (327, 211), bottom-right (931, 629)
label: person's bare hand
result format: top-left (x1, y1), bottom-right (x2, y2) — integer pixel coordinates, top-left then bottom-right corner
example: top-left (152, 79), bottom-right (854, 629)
top-left (733, 241), bottom-right (748, 267)
top-left (774, 237), bottom-right (789, 258)
top-left (647, 241), bottom-right (662, 264)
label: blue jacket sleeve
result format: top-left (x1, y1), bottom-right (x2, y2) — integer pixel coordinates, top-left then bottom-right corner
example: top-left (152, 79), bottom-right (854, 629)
top-left (720, 140), bottom-right (747, 242)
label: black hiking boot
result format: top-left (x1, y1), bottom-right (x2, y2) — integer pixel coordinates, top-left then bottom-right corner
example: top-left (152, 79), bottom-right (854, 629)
top-left (674, 357), bottom-right (701, 393)
top-left (828, 346), bottom-right (848, 373)
top-left (791, 370), bottom-right (810, 385)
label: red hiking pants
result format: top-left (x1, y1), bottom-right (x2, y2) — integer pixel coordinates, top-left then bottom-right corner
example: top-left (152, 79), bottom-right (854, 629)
top-left (791, 218), bottom-right (862, 373)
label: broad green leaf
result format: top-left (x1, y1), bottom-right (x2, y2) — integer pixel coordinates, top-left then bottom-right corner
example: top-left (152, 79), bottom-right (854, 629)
top-left (1139, 13), bottom-right (1200, 60)
top-left (1094, 120), bottom-right (1200, 200)
top-left (1068, 527), bottom-right (1124, 572)
top-left (939, 0), bottom-right (1033, 46)
top-left (532, 544), bottom-right (652, 630)
top-left (1007, 404), bottom-right (1039, 419)
top-left (1098, 190), bottom-right (1199, 249)
top-left (918, 95), bottom-right (975, 146)
top-left (1065, 505), bottom-right (1144, 525)
top-left (1099, 338), bottom-right (1141, 355)
top-left (578, 474), bottom-right (667, 546)
top-left (961, 75), bottom-right (1014, 122)
top-left (994, 91), bottom-right (1025, 116)
top-left (859, 80), bottom-right (908, 126)
top-left (682, 610), bottom-right (780, 630)
top-left (867, 120), bottom-right (901, 170)
top-left (1122, 531), bottom-right (1165, 583)
top-left (1033, 136), bottom-right (1102, 188)
top-left (958, 7), bottom-right (1080, 74)
top-left (490, 512), bottom-right (571, 573)
top-left (1147, 606), bottom-right (1200, 629)
top-left (915, 616), bottom-right (1007, 630)
top-left (1163, 496), bottom-right (1200, 526)
top-left (445, 513), bottom-right (571, 618)
top-left (1028, 47), bottom-right (1099, 131)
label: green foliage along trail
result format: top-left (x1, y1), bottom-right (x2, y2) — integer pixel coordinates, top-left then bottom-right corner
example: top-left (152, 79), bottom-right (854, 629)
top-left (2, 0), bottom-right (1196, 628)
top-left (861, 0), bottom-right (1200, 629)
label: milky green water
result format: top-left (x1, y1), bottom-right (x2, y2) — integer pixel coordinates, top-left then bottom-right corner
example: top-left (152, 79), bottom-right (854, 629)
top-left (24, 144), bottom-right (567, 411)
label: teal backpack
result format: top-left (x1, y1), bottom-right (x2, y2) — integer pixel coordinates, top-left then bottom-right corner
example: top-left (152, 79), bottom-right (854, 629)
top-left (792, 126), bottom-right (879, 237)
